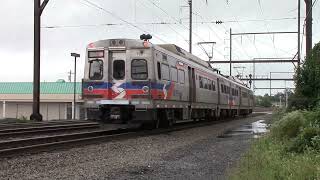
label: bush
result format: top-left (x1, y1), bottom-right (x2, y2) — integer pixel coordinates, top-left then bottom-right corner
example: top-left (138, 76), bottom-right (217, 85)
top-left (271, 111), bottom-right (306, 140)
top-left (289, 127), bottom-right (320, 153)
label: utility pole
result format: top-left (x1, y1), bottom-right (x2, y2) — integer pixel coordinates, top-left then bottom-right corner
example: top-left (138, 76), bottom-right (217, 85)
top-left (30, 0), bottom-right (49, 121)
top-left (230, 28), bottom-right (232, 76)
top-left (188, 0), bottom-right (192, 54)
top-left (305, 0), bottom-right (312, 56)
top-left (298, 0), bottom-right (301, 66)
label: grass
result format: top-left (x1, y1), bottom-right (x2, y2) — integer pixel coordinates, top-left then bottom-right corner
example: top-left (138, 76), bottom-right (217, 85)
top-left (0, 117), bottom-right (35, 123)
top-left (229, 109), bottom-right (320, 180)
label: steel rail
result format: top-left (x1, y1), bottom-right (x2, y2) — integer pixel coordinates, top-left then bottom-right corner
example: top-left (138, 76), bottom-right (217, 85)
top-left (0, 123), bottom-right (100, 137)
top-left (0, 120), bottom-right (95, 129)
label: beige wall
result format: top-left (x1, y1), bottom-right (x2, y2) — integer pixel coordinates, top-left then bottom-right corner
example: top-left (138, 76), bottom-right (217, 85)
top-left (0, 93), bottom-right (85, 120)
top-left (0, 101), bottom-right (83, 121)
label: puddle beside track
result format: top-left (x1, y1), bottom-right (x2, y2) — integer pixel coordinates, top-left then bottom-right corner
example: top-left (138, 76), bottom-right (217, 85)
top-left (218, 120), bottom-right (269, 138)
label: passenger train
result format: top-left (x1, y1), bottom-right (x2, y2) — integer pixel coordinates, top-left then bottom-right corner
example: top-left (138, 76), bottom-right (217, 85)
top-left (82, 36), bottom-right (254, 127)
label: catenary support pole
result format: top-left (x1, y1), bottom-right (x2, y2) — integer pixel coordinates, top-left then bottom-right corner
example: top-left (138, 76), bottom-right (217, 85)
top-left (298, 0), bottom-right (301, 66)
top-left (305, 0), bottom-right (312, 56)
top-left (188, 0), bottom-right (192, 53)
top-left (230, 28), bottom-right (232, 76)
top-left (31, 0), bottom-right (49, 121)
top-left (31, 0), bottom-right (42, 121)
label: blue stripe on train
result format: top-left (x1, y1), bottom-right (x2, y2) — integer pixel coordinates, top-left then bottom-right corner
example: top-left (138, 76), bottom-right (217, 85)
top-left (83, 81), bottom-right (172, 90)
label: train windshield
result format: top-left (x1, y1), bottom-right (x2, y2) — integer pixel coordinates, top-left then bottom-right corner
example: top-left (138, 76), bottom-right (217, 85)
top-left (131, 59), bottom-right (148, 80)
top-left (89, 59), bottom-right (103, 80)
top-left (113, 60), bottom-right (125, 80)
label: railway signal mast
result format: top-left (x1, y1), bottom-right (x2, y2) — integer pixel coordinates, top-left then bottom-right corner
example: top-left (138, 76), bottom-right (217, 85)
top-left (30, 0), bottom-right (49, 121)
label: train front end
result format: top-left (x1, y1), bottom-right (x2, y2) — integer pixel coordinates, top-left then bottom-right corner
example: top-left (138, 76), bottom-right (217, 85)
top-left (82, 39), bottom-right (155, 124)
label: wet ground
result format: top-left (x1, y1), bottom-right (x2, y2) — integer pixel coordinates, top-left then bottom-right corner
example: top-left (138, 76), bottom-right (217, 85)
top-left (218, 119), bottom-right (269, 139)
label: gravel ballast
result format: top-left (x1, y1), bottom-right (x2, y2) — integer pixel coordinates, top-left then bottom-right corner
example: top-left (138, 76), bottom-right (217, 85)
top-left (0, 113), bottom-right (271, 180)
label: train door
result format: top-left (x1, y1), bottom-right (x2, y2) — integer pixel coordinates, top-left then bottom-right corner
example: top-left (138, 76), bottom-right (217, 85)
top-left (188, 66), bottom-right (196, 103)
top-left (238, 86), bottom-right (241, 115)
top-left (217, 78), bottom-right (220, 105)
top-left (109, 51), bottom-right (127, 100)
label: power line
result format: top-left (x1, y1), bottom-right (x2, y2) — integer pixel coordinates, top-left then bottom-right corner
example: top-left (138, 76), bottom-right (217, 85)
top-left (135, 0), bottom-right (190, 46)
top-left (144, 0), bottom-right (225, 57)
top-left (226, 2), bottom-right (262, 58)
top-left (41, 17), bottom-right (300, 28)
top-left (80, 0), bottom-right (168, 43)
top-left (257, 0), bottom-right (279, 58)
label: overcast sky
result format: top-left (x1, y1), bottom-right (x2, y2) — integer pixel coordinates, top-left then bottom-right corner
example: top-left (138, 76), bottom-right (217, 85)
top-left (0, 0), bottom-right (319, 95)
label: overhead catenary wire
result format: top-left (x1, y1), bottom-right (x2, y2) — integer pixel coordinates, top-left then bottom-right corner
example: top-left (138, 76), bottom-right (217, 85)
top-left (42, 17), bottom-right (301, 28)
top-left (257, 0), bottom-right (279, 58)
top-left (80, 0), bottom-right (168, 43)
top-left (144, 0), bottom-right (225, 57)
top-left (134, 0), bottom-right (190, 46)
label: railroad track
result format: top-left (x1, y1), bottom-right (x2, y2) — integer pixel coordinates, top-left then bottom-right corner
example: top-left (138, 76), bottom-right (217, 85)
top-left (0, 122), bottom-right (100, 137)
top-left (0, 113), bottom-right (265, 157)
top-left (0, 120), bottom-right (94, 129)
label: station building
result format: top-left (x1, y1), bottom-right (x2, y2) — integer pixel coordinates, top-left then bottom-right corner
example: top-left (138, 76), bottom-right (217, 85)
top-left (0, 81), bottom-right (84, 120)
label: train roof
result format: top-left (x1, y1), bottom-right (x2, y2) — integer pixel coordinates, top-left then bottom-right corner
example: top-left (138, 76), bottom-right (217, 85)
top-left (87, 39), bottom-right (251, 90)
top-left (158, 44), bottom-right (210, 68)
top-left (156, 44), bottom-right (250, 90)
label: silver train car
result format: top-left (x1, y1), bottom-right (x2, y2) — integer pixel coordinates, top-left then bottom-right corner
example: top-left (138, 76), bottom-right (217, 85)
top-left (82, 38), bottom-right (254, 127)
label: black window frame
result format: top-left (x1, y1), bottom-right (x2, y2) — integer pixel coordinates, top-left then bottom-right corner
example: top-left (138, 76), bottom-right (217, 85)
top-left (157, 62), bottom-right (161, 80)
top-left (89, 59), bottom-right (104, 80)
top-left (131, 59), bottom-right (148, 80)
top-left (113, 59), bottom-right (125, 80)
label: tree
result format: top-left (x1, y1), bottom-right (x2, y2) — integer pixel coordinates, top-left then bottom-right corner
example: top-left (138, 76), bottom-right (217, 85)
top-left (292, 41), bottom-right (320, 109)
top-left (255, 94), bottom-right (272, 107)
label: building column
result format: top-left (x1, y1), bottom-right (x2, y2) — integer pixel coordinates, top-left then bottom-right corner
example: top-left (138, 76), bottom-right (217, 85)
top-left (71, 101), bottom-right (75, 120)
top-left (2, 101), bottom-right (5, 119)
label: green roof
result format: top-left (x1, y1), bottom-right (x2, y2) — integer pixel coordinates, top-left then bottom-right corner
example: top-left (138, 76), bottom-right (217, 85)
top-left (0, 82), bottom-right (82, 94)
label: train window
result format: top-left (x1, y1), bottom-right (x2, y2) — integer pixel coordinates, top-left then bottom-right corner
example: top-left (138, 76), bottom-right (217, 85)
top-left (131, 59), bottom-right (148, 80)
top-left (242, 92), bottom-right (248, 98)
top-left (161, 64), bottom-right (170, 80)
top-left (221, 84), bottom-right (224, 93)
top-left (113, 60), bottom-right (125, 80)
top-left (212, 81), bottom-right (216, 91)
top-left (157, 62), bottom-right (161, 79)
top-left (178, 69), bottom-right (185, 84)
top-left (162, 54), bottom-right (167, 61)
top-left (208, 79), bottom-right (212, 90)
top-left (204, 78), bottom-right (208, 89)
top-left (199, 76), bottom-right (203, 88)
top-left (170, 67), bottom-right (178, 82)
top-left (89, 59), bottom-right (103, 80)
